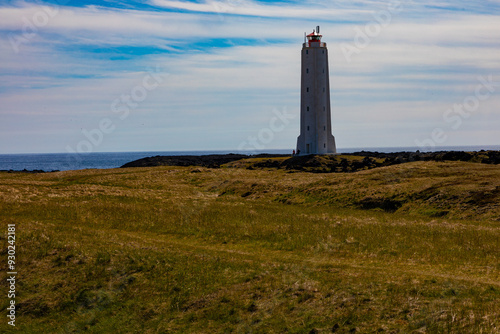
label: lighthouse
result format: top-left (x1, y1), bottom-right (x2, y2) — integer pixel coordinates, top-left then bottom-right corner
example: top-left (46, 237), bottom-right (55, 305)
top-left (296, 26), bottom-right (336, 155)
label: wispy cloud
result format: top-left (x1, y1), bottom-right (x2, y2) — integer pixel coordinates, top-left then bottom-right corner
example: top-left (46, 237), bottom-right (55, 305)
top-left (150, 0), bottom-right (371, 19)
top-left (0, 0), bottom-right (499, 153)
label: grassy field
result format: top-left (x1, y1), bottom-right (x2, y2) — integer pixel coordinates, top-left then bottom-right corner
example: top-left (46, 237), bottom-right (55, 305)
top-left (0, 160), bottom-right (499, 333)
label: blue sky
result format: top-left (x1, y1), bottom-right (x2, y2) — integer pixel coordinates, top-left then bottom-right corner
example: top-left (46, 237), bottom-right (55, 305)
top-left (0, 0), bottom-right (499, 153)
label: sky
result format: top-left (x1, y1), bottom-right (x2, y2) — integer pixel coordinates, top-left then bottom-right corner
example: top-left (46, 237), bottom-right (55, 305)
top-left (0, 0), bottom-right (499, 154)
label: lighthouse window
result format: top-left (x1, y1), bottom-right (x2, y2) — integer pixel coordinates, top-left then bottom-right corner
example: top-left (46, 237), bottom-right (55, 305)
top-left (307, 126), bottom-right (310, 131)
top-left (306, 50), bottom-right (309, 54)
top-left (323, 69), bottom-right (325, 74)
top-left (323, 88), bottom-right (325, 93)
top-left (323, 106), bottom-right (326, 111)
top-left (306, 68), bottom-right (309, 74)
top-left (322, 50), bottom-right (325, 54)
top-left (324, 143), bottom-right (326, 148)
top-left (306, 87), bottom-right (309, 92)
top-left (307, 107), bottom-right (309, 111)
top-left (324, 126), bottom-right (326, 131)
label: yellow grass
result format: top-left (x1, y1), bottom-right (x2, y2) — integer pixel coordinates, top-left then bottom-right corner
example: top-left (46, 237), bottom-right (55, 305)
top-left (0, 161), bottom-right (499, 333)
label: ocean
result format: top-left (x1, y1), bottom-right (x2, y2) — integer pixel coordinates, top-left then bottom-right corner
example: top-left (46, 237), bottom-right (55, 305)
top-left (1, 146), bottom-right (499, 172)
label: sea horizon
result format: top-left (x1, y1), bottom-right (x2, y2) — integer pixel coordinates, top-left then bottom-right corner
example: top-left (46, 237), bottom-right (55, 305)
top-left (0, 145), bottom-right (499, 172)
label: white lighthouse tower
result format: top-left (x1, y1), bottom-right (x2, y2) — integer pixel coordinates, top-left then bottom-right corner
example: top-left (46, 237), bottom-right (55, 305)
top-left (296, 26), bottom-right (336, 155)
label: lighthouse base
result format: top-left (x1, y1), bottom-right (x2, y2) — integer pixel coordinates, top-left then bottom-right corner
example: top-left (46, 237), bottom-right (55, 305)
top-left (296, 134), bottom-right (336, 156)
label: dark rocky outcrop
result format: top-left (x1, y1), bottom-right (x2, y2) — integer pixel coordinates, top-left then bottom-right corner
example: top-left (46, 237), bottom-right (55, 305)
top-left (280, 155), bottom-right (387, 173)
top-left (121, 154), bottom-right (289, 169)
top-left (350, 150), bottom-right (500, 164)
top-left (121, 150), bottom-right (500, 172)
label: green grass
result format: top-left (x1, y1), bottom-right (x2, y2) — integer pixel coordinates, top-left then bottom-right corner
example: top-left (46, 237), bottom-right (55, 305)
top-left (0, 161), bottom-right (499, 333)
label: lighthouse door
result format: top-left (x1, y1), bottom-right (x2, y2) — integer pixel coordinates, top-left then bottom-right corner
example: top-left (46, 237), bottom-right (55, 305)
top-left (306, 144), bottom-right (310, 154)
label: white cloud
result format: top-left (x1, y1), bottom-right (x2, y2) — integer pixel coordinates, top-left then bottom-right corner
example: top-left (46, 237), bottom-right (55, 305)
top-left (0, 0), bottom-right (499, 153)
top-left (150, 0), bottom-right (371, 20)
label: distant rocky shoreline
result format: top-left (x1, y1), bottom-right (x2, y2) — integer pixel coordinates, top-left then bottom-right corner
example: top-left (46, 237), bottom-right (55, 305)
top-left (0, 169), bottom-right (60, 174)
top-left (2, 150), bottom-right (498, 173)
top-left (121, 150), bottom-right (500, 173)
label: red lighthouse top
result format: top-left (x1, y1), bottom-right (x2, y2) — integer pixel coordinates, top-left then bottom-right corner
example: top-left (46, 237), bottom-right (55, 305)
top-left (305, 26), bottom-right (323, 47)
top-left (307, 31), bottom-right (322, 40)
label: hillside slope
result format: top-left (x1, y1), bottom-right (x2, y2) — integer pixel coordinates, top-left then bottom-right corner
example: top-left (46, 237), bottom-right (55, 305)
top-left (0, 161), bottom-right (498, 333)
